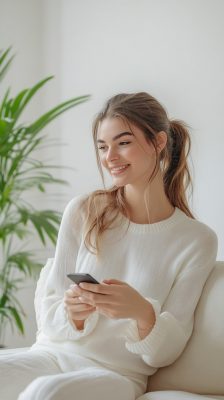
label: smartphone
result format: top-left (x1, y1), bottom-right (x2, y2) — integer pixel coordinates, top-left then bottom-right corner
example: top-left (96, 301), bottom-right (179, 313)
top-left (67, 273), bottom-right (99, 285)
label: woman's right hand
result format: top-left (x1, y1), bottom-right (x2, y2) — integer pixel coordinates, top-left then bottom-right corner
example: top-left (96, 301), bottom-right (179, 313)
top-left (64, 284), bottom-right (96, 330)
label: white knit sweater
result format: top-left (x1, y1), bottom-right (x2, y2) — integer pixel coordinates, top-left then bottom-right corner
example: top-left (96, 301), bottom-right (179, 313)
top-left (32, 194), bottom-right (218, 386)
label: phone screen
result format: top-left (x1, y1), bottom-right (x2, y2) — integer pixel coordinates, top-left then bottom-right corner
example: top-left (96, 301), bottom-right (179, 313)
top-left (67, 273), bottom-right (99, 285)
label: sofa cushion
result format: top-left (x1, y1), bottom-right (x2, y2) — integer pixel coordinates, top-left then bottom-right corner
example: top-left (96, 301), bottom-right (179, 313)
top-left (148, 261), bottom-right (224, 395)
top-left (137, 391), bottom-right (224, 400)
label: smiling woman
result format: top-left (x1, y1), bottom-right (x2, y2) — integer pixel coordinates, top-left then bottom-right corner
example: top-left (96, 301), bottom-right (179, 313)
top-left (0, 91), bottom-right (218, 400)
top-left (84, 92), bottom-right (194, 254)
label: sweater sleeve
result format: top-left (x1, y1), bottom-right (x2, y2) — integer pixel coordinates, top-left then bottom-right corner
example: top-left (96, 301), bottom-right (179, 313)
top-left (125, 228), bottom-right (218, 368)
top-left (36, 195), bottom-right (99, 341)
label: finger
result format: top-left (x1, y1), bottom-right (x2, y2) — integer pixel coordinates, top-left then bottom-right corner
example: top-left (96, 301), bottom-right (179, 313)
top-left (65, 287), bottom-right (82, 298)
top-left (69, 284), bottom-right (78, 289)
top-left (67, 284), bottom-right (80, 294)
top-left (64, 296), bottom-right (88, 306)
top-left (64, 297), bottom-right (88, 308)
top-left (67, 303), bottom-right (95, 312)
top-left (79, 282), bottom-right (114, 295)
top-left (102, 279), bottom-right (126, 285)
top-left (78, 291), bottom-right (117, 305)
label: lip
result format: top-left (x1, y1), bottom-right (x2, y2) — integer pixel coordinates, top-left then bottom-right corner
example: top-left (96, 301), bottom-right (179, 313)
top-left (109, 164), bottom-right (130, 175)
top-left (108, 164), bottom-right (130, 169)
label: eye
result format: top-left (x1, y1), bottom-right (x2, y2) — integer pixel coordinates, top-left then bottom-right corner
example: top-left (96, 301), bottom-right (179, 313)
top-left (120, 141), bottom-right (131, 146)
top-left (98, 145), bottom-right (107, 151)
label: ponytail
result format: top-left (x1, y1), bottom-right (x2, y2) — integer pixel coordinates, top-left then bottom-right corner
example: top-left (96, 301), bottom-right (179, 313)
top-left (163, 119), bottom-right (195, 218)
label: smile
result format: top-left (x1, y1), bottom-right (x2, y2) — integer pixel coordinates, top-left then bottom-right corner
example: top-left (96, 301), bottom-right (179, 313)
top-left (110, 164), bottom-right (130, 175)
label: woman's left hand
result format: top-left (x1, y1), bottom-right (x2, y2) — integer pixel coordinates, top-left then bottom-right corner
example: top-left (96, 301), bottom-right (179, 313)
top-left (78, 279), bottom-right (156, 338)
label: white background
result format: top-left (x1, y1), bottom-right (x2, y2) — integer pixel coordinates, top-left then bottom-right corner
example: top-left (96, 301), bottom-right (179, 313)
top-left (0, 0), bottom-right (223, 347)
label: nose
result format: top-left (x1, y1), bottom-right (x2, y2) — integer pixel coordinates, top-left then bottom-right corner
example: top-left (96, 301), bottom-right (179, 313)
top-left (106, 147), bottom-right (119, 162)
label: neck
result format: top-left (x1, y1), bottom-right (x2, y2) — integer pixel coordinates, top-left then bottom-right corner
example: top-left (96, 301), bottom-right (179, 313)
top-left (123, 171), bottom-right (175, 224)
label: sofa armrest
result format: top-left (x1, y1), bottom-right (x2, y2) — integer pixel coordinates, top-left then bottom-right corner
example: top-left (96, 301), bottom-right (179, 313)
top-left (0, 347), bottom-right (29, 357)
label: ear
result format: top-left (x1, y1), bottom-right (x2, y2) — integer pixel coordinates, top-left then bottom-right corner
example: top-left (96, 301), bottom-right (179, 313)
top-left (156, 131), bottom-right (167, 153)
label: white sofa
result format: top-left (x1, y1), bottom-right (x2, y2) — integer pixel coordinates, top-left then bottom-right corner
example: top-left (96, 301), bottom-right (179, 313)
top-left (141, 260), bottom-right (224, 400)
top-left (1, 261), bottom-right (224, 400)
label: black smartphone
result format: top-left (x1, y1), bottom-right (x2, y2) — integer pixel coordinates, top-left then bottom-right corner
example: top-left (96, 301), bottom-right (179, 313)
top-left (67, 273), bottom-right (99, 285)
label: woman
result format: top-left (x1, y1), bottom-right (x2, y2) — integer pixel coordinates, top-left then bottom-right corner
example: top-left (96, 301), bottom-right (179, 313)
top-left (0, 92), bottom-right (218, 400)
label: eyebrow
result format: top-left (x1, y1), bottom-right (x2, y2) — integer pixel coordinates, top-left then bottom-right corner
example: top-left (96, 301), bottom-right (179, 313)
top-left (97, 131), bottom-right (133, 143)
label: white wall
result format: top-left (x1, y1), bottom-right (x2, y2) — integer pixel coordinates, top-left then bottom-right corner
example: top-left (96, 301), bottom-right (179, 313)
top-left (0, 0), bottom-right (223, 347)
top-left (57, 0), bottom-right (224, 246)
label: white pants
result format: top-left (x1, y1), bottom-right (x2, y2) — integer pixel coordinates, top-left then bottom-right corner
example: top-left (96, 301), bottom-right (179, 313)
top-left (0, 349), bottom-right (138, 400)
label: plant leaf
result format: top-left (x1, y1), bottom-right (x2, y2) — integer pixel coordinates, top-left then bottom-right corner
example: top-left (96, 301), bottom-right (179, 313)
top-left (0, 47), bottom-right (15, 82)
top-left (7, 306), bottom-right (24, 334)
top-left (17, 208), bottom-right (61, 245)
top-left (7, 251), bottom-right (42, 277)
top-left (10, 76), bottom-right (54, 124)
top-left (29, 95), bottom-right (91, 135)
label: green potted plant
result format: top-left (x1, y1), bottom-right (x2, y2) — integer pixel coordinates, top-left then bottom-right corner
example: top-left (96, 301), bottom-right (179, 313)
top-left (0, 47), bottom-right (90, 346)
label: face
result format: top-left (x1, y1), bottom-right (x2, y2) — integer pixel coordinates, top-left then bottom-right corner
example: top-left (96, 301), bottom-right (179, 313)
top-left (96, 117), bottom-right (159, 188)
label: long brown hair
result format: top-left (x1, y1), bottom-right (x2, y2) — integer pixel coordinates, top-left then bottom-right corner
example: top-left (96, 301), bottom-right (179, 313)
top-left (81, 92), bottom-right (194, 255)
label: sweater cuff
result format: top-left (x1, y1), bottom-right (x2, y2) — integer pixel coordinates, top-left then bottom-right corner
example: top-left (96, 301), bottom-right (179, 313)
top-left (42, 300), bottom-right (99, 341)
top-left (67, 311), bottom-right (99, 339)
top-left (125, 297), bottom-right (166, 357)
